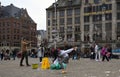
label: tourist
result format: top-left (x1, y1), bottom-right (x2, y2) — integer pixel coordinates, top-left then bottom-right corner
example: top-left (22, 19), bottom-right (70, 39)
top-left (37, 46), bottom-right (44, 63)
top-left (0, 49), bottom-right (4, 61)
top-left (101, 45), bottom-right (109, 61)
top-left (90, 44), bottom-right (95, 60)
top-left (20, 38), bottom-right (31, 66)
top-left (95, 43), bottom-right (101, 61)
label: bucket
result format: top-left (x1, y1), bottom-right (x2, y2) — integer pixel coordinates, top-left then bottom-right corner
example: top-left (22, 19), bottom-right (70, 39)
top-left (32, 64), bottom-right (38, 69)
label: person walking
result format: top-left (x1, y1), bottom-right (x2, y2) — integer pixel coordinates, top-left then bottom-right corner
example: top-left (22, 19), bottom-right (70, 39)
top-left (0, 49), bottom-right (4, 61)
top-left (95, 43), bottom-right (101, 61)
top-left (72, 48), bottom-right (77, 60)
top-left (12, 50), bottom-right (17, 60)
top-left (90, 45), bottom-right (95, 60)
top-left (107, 45), bottom-right (112, 60)
top-left (4, 49), bottom-right (10, 60)
top-left (20, 38), bottom-right (31, 66)
top-left (101, 45), bottom-right (109, 62)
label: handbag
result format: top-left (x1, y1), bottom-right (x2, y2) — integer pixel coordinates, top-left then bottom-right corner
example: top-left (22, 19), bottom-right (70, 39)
top-left (106, 52), bottom-right (110, 57)
top-left (17, 51), bottom-right (22, 58)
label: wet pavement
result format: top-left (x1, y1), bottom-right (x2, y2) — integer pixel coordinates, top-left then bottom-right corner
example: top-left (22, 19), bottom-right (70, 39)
top-left (0, 57), bottom-right (120, 77)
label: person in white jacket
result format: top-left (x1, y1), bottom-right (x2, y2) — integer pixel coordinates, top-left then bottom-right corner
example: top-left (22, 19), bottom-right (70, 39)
top-left (53, 46), bottom-right (77, 73)
top-left (95, 43), bottom-right (101, 61)
top-left (37, 47), bottom-right (44, 63)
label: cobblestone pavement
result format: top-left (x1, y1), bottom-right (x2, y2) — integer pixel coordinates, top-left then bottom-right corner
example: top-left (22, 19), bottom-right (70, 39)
top-left (0, 57), bottom-right (120, 77)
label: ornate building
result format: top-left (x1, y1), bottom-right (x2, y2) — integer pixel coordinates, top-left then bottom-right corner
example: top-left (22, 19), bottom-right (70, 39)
top-left (0, 3), bottom-right (37, 51)
top-left (46, 0), bottom-right (120, 48)
top-left (46, 0), bottom-right (82, 47)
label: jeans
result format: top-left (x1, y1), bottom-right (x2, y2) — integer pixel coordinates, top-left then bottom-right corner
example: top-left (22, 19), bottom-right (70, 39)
top-left (102, 55), bottom-right (109, 61)
top-left (20, 51), bottom-right (29, 65)
top-left (39, 57), bottom-right (43, 62)
top-left (95, 50), bottom-right (101, 61)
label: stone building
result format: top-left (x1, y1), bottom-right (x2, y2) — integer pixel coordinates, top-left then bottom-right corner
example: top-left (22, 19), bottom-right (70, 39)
top-left (0, 3), bottom-right (37, 51)
top-left (46, 0), bottom-right (120, 48)
top-left (37, 30), bottom-right (47, 47)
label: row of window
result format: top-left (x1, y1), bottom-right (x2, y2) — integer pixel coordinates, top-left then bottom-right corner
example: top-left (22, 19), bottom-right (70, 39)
top-left (0, 22), bottom-right (36, 30)
top-left (0, 43), bottom-right (20, 47)
top-left (84, 22), bottom-right (120, 32)
top-left (84, 13), bottom-right (112, 22)
top-left (84, 32), bottom-right (113, 42)
top-left (0, 35), bottom-right (20, 40)
top-left (0, 28), bottom-right (20, 34)
top-left (48, 17), bottom-right (80, 26)
top-left (84, 0), bottom-right (111, 4)
top-left (48, 8), bottom-right (80, 18)
top-left (84, 12), bottom-right (120, 22)
top-left (84, 4), bottom-right (112, 13)
top-left (0, 22), bottom-right (21, 28)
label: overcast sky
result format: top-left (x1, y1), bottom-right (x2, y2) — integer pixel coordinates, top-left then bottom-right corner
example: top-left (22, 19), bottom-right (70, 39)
top-left (1, 0), bottom-right (55, 30)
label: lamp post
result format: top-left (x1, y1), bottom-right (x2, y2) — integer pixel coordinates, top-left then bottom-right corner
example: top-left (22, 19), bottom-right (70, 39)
top-left (53, 0), bottom-right (58, 49)
top-left (102, 3), bottom-right (106, 42)
top-left (52, 30), bottom-right (57, 49)
top-left (94, 24), bottom-right (100, 42)
top-left (54, 0), bottom-right (58, 30)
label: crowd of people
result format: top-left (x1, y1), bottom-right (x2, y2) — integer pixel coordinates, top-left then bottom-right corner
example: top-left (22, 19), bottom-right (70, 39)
top-left (0, 43), bottom-right (113, 63)
top-left (0, 38), bottom-right (114, 74)
top-left (0, 49), bottom-right (17, 61)
top-left (90, 43), bottom-right (112, 62)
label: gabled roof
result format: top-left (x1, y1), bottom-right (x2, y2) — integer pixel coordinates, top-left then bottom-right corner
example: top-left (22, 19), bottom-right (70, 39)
top-left (0, 3), bottom-right (35, 24)
top-left (0, 4), bottom-right (21, 18)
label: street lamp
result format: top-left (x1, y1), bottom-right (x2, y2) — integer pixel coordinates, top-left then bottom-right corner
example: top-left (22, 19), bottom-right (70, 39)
top-left (52, 0), bottom-right (59, 48)
top-left (102, 3), bottom-right (106, 42)
top-left (54, 0), bottom-right (58, 27)
top-left (51, 30), bottom-right (57, 49)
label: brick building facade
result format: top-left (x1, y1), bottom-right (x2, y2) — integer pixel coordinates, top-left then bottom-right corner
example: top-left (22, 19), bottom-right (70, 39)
top-left (0, 3), bottom-right (37, 51)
